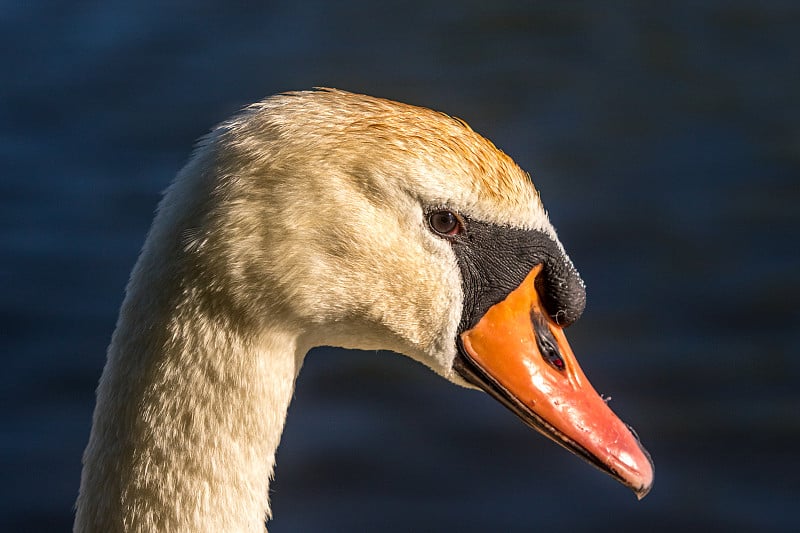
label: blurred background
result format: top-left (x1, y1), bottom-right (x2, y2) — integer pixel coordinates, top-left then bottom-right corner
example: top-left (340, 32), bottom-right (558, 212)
top-left (2, 1), bottom-right (798, 531)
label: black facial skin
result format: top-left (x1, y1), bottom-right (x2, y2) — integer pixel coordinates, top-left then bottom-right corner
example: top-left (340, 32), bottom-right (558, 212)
top-left (429, 207), bottom-right (586, 390)
top-left (432, 212), bottom-right (587, 335)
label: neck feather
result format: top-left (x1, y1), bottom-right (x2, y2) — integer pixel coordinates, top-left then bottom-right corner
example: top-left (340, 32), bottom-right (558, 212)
top-left (75, 251), bottom-right (304, 532)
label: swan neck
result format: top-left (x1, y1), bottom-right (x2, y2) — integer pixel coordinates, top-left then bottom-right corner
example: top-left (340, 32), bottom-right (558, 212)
top-left (75, 264), bottom-right (304, 532)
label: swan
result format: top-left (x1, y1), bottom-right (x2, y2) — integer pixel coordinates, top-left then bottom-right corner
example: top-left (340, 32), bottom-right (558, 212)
top-left (74, 88), bottom-right (653, 532)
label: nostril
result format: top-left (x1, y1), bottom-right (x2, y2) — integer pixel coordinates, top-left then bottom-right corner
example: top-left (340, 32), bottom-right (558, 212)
top-left (531, 311), bottom-right (566, 371)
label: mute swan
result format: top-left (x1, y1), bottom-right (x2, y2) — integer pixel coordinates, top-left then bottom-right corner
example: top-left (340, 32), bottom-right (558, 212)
top-left (75, 88), bottom-right (653, 532)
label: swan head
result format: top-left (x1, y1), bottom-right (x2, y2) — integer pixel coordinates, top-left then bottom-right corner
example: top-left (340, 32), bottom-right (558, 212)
top-left (177, 88), bottom-right (653, 498)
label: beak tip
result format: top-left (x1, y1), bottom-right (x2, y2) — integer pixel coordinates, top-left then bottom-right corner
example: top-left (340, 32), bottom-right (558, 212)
top-left (634, 484), bottom-right (652, 501)
top-left (633, 477), bottom-right (653, 500)
top-left (630, 451), bottom-right (654, 500)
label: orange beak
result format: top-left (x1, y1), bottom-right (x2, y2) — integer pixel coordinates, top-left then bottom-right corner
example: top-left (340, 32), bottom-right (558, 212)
top-left (457, 265), bottom-right (654, 498)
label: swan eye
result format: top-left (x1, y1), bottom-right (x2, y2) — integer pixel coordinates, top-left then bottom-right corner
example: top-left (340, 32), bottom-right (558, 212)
top-left (428, 210), bottom-right (463, 236)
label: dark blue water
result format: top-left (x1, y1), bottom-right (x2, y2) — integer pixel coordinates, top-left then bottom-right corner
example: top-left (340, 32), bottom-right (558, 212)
top-left (2, 2), bottom-right (798, 531)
